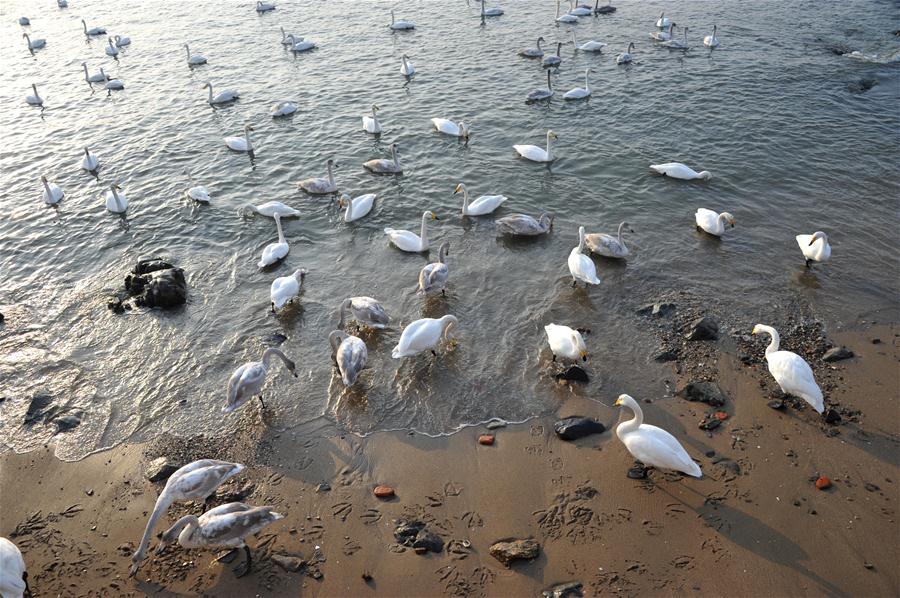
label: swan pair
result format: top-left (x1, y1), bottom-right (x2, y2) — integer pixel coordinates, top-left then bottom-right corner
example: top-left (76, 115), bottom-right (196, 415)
top-left (455, 182), bottom-right (507, 216)
top-left (431, 118), bottom-right (470, 142)
top-left (385, 211), bottom-right (439, 252)
top-left (339, 192), bottom-right (376, 222)
top-left (496, 212), bottom-right (553, 236)
top-left (204, 82), bottom-right (239, 104)
top-left (184, 44), bottom-right (207, 65)
top-left (82, 62), bottom-right (107, 83)
top-left (225, 124), bottom-right (253, 152)
top-left (695, 209), bottom-right (734, 236)
top-left (329, 330), bottom-right (368, 386)
top-left (545, 323), bottom-right (587, 361)
top-left (364, 143), bottom-right (402, 173)
top-left (286, 34), bottom-right (316, 52)
top-left (797, 231), bottom-right (831, 266)
top-left (419, 242), bottom-right (450, 295)
top-left (270, 268), bottom-right (308, 311)
top-left (569, 226), bottom-right (601, 285)
top-left (224, 347), bottom-right (297, 413)
top-left (585, 221), bottom-right (632, 258)
top-left (392, 315), bottom-right (458, 358)
top-left (298, 159), bottom-right (338, 194)
top-left (258, 213), bottom-right (289, 267)
top-left (514, 130), bottom-right (557, 162)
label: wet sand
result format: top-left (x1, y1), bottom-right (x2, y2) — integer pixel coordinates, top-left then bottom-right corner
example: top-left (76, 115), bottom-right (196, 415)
top-left (1, 325), bottom-right (898, 597)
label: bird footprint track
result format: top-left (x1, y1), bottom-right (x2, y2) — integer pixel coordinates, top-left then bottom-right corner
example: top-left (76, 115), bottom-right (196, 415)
top-left (331, 501), bottom-right (352, 521)
top-left (359, 508), bottom-right (382, 525)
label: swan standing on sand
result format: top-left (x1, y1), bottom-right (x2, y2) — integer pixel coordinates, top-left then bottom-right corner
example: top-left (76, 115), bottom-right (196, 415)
top-left (270, 100), bottom-right (297, 117)
top-left (338, 297), bottom-right (390, 330)
top-left (25, 83), bottom-right (42, 105)
top-left (695, 208), bottom-right (734, 236)
top-left (256, 1), bottom-right (276, 12)
top-left (796, 231), bottom-right (831, 267)
top-left (496, 212), bottom-right (553, 236)
top-left (82, 19), bottom-right (106, 35)
top-left (419, 241), bottom-right (450, 295)
top-left (542, 43), bottom-right (563, 67)
top-left (299, 159), bottom-right (338, 194)
top-left (363, 105), bottom-right (382, 133)
top-left (563, 68), bottom-right (592, 100)
top-left (573, 31), bottom-right (606, 52)
top-left (514, 130), bottom-right (557, 162)
top-left (23, 33), bottom-right (46, 51)
top-left (338, 192), bottom-right (376, 222)
top-left (82, 62), bottom-right (107, 83)
top-left (400, 54), bottom-right (415, 76)
top-left (455, 183), bottom-right (508, 216)
top-left (385, 210), bottom-right (438, 252)
top-left (703, 25), bottom-right (720, 48)
top-left (545, 323), bottom-right (587, 362)
top-left (752, 325), bottom-right (824, 413)
top-left (258, 214), bottom-right (289, 267)
top-left (105, 37), bottom-right (119, 56)
top-left (329, 331), bottom-right (368, 386)
top-left (114, 34), bottom-right (131, 47)
top-left (431, 118), bottom-right (470, 142)
top-left (519, 36), bottom-right (545, 57)
top-left (81, 147), bottom-right (99, 171)
top-left (651, 23), bottom-right (675, 41)
top-left (224, 347), bottom-right (297, 413)
top-left (155, 503), bottom-right (283, 577)
top-left (204, 82), bottom-right (239, 104)
top-left (616, 42), bottom-right (635, 64)
top-left (286, 34), bottom-right (316, 52)
top-left (224, 124), bottom-right (254, 152)
top-left (585, 221), bottom-right (632, 258)
top-left (662, 26), bottom-right (689, 49)
top-left (185, 44), bottom-right (207, 65)
top-left (364, 143), bottom-right (402, 173)
top-left (104, 183), bottom-right (127, 213)
top-left (614, 394), bottom-right (703, 478)
top-left (389, 10), bottom-right (415, 30)
top-left (568, 226), bottom-right (601, 286)
top-left (0, 537), bottom-right (30, 598)
top-left (129, 460), bottom-right (245, 577)
top-left (392, 315), bottom-right (458, 358)
top-left (650, 162), bottom-right (711, 180)
top-left (41, 176), bottom-right (64, 204)
top-left (270, 268), bottom-right (308, 311)
top-left (241, 201), bottom-right (300, 218)
top-left (526, 70), bottom-right (553, 102)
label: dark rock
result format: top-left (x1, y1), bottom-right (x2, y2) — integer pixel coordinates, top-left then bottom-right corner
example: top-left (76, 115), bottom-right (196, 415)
top-left (271, 554), bottom-right (307, 572)
top-left (489, 538), bottom-right (540, 565)
top-left (145, 457), bottom-right (180, 482)
top-left (847, 78), bottom-right (878, 93)
top-left (705, 450), bottom-right (716, 458)
top-left (394, 520), bottom-right (426, 545)
top-left (316, 483), bottom-right (331, 492)
top-left (554, 416), bottom-right (605, 440)
top-left (543, 581), bottom-right (584, 598)
top-left (554, 365), bottom-right (589, 383)
top-left (636, 302), bottom-right (675, 318)
top-left (768, 399), bottom-right (785, 410)
top-left (824, 409), bottom-right (842, 425)
top-left (24, 391), bottom-right (53, 425)
top-left (871, 338), bottom-right (881, 344)
top-left (825, 42), bottom-right (855, 55)
top-left (864, 482), bottom-right (880, 492)
top-left (0, 312), bottom-right (4, 323)
top-left (653, 349), bottom-right (678, 362)
top-left (864, 562), bottom-right (875, 570)
top-left (685, 316), bottom-right (719, 341)
top-left (412, 529), bottom-right (444, 554)
top-left (822, 347), bottom-right (854, 362)
top-left (713, 458), bottom-right (741, 475)
top-left (53, 414), bottom-right (82, 433)
top-left (699, 418), bottom-right (721, 431)
top-left (676, 381), bottom-right (727, 407)
top-left (128, 268), bottom-right (187, 308)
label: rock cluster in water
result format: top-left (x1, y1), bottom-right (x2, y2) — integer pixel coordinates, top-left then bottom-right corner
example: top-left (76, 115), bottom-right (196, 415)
top-left (108, 258), bottom-right (187, 312)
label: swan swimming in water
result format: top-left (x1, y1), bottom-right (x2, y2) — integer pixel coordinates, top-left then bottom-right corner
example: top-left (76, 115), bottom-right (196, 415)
top-left (204, 81), bottom-right (239, 104)
top-left (418, 241), bottom-right (450, 295)
top-left (23, 33), bottom-right (46, 51)
top-left (129, 460), bottom-right (245, 577)
top-left (363, 105), bottom-right (382, 133)
top-left (496, 212), bottom-right (553, 236)
top-left (329, 330), bottom-right (368, 386)
top-left (183, 170), bottom-right (210, 203)
top-left (241, 201), bottom-right (300, 218)
top-left (542, 43), bottom-right (563, 67)
top-left (224, 347), bottom-right (297, 413)
top-left (455, 182), bottom-right (508, 216)
top-left (184, 44), bottom-right (207, 65)
top-left (18, 16), bottom-right (30, 25)
top-left (114, 34), bottom-right (131, 47)
top-left (695, 208), bottom-right (734, 236)
top-left (338, 297), bottom-right (390, 330)
top-left (519, 36), bottom-right (545, 57)
top-left (81, 19), bottom-right (106, 36)
top-left (270, 268), bottom-right (308, 311)
top-left (514, 130), bottom-right (557, 163)
top-left (298, 159), bottom-right (338, 194)
top-left (25, 83), bottom-right (42, 105)
top-left (655, 12), bottom-right (670, 28)
top-left (650, 162), bottom-right (711, 180)
top-left (568, 226), bottom-right (601, 286)
top-left (105, 37), bottom-right (119, 56)
top-left (555, 0), bottom-right (578, 23)
top-left (526, 70), bottom-right (553, 102)
top-left (480, 0), bottom-right (503, 17)
top-left (661, 26), bottom-right (689, 49)
top-left (400, 54), bottom-right (415, 76)
top-left (616, 42), bottom-right (635, 64)
top-left (392, 315), bottom-right (458, 358)
top-left (41, 176), bottom-right (64, 204)
top-left (563, 68), bottom-right (592, 100)
top-left (105, 78), bottom-right (124, 92)
top-left (286, 34), bottom-right (316, 52)
top-left (82, 62), bottom-right (107, 83)
top-left (104, 183), bottom-right (127, 213)
top-left (270, 100), bottom-right (297, 117)
top-left (338, 192), bottom-right (376, 222)
top-left (703, 25), bottom-right (720, 48)
top-left (385, 210), bottom-right (438, 252)
top-left (568, 0), bottom-right (592, 16)
top-left (81, 147), bottom-right (99, 171)
top-left (650, 23), bottom-right (675, 41)
top-left (256, 1), bottom-right (276, 12)
top-left (431, 118), bottom-right (470, 142)
top-left (280, 26), bottom-right (299, 45)
top-left (224, 124), bottom-right (254, 152)
top-left (258, 213), bottom-right (289, 267)
top-left (0, 537), bottom-right (30, 598)
top-left (572, 31), bottom-right (606, 52)
top-left (752, 325), bottom-right (824, 413)
top-left (364, 143), bottom-right (402, 173)
top-left (545, 323), bottom-right (587, 361)
top-left (389, 10), bottom-right (415, 30)
top-left (796, 231), bottom-right (831, 267)
top-left (615, 394), bottom-right (703, 477)
top-left (585, 221), bottom-right (632, 258)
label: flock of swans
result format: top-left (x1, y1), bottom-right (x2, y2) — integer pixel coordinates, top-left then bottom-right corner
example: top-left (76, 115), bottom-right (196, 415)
top-left (5, 0), bottom-right (839, 589)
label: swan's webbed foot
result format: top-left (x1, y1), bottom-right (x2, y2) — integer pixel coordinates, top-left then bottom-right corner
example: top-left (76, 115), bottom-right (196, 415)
top-left (233, 545), bottom-right (253, 577)
top-left (571, 280), bottom-right (578, 287)
top-left (627, 461), bottom-right (648, 480)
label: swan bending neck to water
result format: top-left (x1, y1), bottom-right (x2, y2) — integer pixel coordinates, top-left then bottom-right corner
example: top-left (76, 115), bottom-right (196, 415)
top-left (223, 346), bottom-right (297, 413)
top-left (328, 330), bottom-right (368, 386)
top-left (338, 297), bottom-right (390, 330)
top-left (391, 315), bottom-right (458, 358)
top-left (615, 394), bottom-right (702, 477)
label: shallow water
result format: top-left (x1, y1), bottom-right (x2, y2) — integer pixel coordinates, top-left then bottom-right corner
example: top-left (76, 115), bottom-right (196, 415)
top-left (0, 0), bottom-right (898, 459)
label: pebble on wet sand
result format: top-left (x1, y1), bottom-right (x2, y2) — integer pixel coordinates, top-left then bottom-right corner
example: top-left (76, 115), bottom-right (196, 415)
top-left (554, 416), bottom-right (606, 441)
top-left (489, 538), bottom-right (541, 566)
top-left (815, 476), bottom-right (832, 490)
top-left (374, 485), bottom-right (395, 498)
top-left (478, 434), bottom-right (495, 445)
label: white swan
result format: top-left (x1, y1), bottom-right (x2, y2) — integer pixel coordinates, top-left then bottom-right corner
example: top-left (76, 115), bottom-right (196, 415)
top-left (184, 44), bottom-right (207, 65)
top-left (585, 221), bottom-right (632, 258)
top-left (25, 83), bottom-right (42, 105)
top-left (224, 124), bottom-right (254, 152)
top-left (568, 0), bottom-right (592, 16)
top-left (129, 460), bottom-right (245, 577)
top-left (384, 210), bottom-right (438, 252)
top-left (695, 208), bottom-right (734, 236)
top-left (57, 0), bottom-right (67, 7)
top-left (256, 1), bottom-right (276, 12)
top-left (364, 143), bottom-right (402, 174)
top-left (280, 26), bottom-right (299, 45)
top-left (615, 394), bottom-right (703, 477)
top-left (650, 23), bottom-right (675, 41)
top-left (400, 54), bottom-right (415, 76)
top-left (703, 25), bottom-right (720, 48)
top-left (82, 62), bottom-right (107, 83)
top-left (616, 42), bottom-right (635, 64)
top-left (545, 323), bottom-right (587, 361)
top-left (514, 130), bottom-right (557, 163)
top-left (752, 325), bottom-right (824, 413)
top-left (270, 100), bottom-right (297, 117)
top-left (184, 170), bottom-right (210, 203)
top-left (363, 105), bottom-right (382, 133)
top-left (270, 268), bottom-right (308, 311)
top-left (542, 42), bottom-right (563, 67)
top-left (555, 0), bottom-right (578, 23)
top-left (0, 537), bottom-right (29, 598)
top-left (338, 297), bottom-right (390, 330)
top-left (650, 162), bottom-right (711, 180)
top-left (480, 0), bottom-right (503, 17)
top-left (224, 347), bottom-right (297, 413)
top-left (339, 192), bottom-right (376, 222)
top-left (82, 19), bottom-right (106, 36)
top-left (662, 26), bottom-right (689, 49)
top-left (526, 70), bottom-right (553, 102)
top-left (41, 176), bottom-right (64, 204)
top-left (155, 503), bottom-right (284, 577)
top-left (18, 16), bottom-right (30, 25)
top-left (286, 34), bottom-right (316, 52)
top-left (258, 213), bottom-right (289, 267)
top-left (298, 159), bottom-right (338, 194)
top-left (418, 241), bottom-right (450, 295)
top-left (204, 81), bottom-right (239, 104)
top-left (496, 212), bottom-right (553, 236)
top-left (573, 31), bottom-right (606, 52)
top-left (81, 147), bottom-right (99, 171)
top-left (796, 231), bottom-right (831, 267)
top-left (241, 201), bottom-right (300, 218)
top-left (115, 34), bottom-right (131, 47)
top-left (655, 11), bottom-right (670, 28)
top-left (519, 36), bottom-right (545, 57)
top-left (104, 183), bottom-right (127, 213)
top-left (431, 118), bottom-right (470, 142)
top-left (455, 182), bottom-right (508, 216)
top-left (563, 68), bottom-right (592, 100)
top-left (329, 331), bottom-right (368, 386)
top-left (389, 10), bottom-right (415, 30)
top-left (392, 315), bottom-right (458, 358)
top-left (568, 226), bottom-right (601, 286)
top-left (23, 33), bottom-right (45, 50)
top-left (105, 37), bottom-right (119, 56)
top-left (105, 78), bottom-right (124, 91)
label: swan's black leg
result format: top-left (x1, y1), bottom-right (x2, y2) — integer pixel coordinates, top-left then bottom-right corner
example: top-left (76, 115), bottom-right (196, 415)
top-left (441, 289), bottom-right (446, 296)
top-left (233, 545), bottom-right (252, 577)
top-left (552, 354), bottom-right (557, 362)
top-left (805, 259), bottom-right (812, 268)
top-left (572, 280), bottom-right (577, 287)
top-left (23, 572), bottom-right (32, 598)
top-left (271, 302), bottom-right (276, 313)
top-left (258, 395), bottom-right (266, 409)
top-left (431, 349), bottom-right (438, 357)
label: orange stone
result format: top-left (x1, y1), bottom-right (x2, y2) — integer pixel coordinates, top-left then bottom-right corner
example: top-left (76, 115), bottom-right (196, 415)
top-left (815, 476), bottom-right (832, 490)
top-left (478, 434), bottom-right (495, 446)
top-left (715, 411), bottom-right (729, 421)
top-left (373, 485), bottom-right (395, 498)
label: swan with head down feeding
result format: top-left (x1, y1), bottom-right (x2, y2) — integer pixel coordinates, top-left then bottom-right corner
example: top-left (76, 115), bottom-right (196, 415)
top-left (615, 394), bottom-right (703, 478)
top-left (270, 268), bottom-right (307, 311)
top-left (496, 212), bottom-right (553, 236)
top-left (18, 16), bottom-right (30, 26)
top-left (270, 101), bottom-right (297, 117)
top-left (695, 208), bottom-right (734, 236)
top-left (241, 201), bottom-right (300, 218)
top-left (185, 44), bottom-right (207, 65)
top-left (752, 325), bottom-right (824, 413)
top-left (258, 214), bottom-right (289, 267)
top-left (455, 183), bottom-right (507, 216)
top-left (223, 347), bottom-right (297, 413)
top-left (650, 162), bottom-right (711, 180)
top-left (545, 323), bottom-right (587, 362)
top-left (298, 159), bottom-right (338, 194)
top-left (41, 176), bottom-right (64, 204)
top-left (796, 231), bottom-right (831, 267)
top-left (392, 315), bottom-right (458, 358)
top-left (338, 297), bottom-right (389, 330)
top-left (384, 210), bottom-right (438, 252)
top-left (419, 242), bottom-right (450, 295)
top-left (514, 130), bottom-right (557, 162)
top-left (585, 221), bottom-right (632, 258)
top-left (338, 192), bottom-right (376, 222)
top-left (224, 124), bottom-right (254, 152)
top-left (363, 105), bottom-right (382, 133)
top-left (105, 79), bottom-right (124, 92)
top-left (329, 330), bottom-right (368, 386)
top-left (364, 143), bottom-right (402, 174)
top-left (568, 226), bottom-right (601, 286)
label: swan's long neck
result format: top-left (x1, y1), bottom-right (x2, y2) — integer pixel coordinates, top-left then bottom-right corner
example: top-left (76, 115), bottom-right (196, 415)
top-left (583, 68), bottom-right (590, 90)
top-left (274, 214), bottom-right (285, 244)
top-left (391, 146), bottom-right (399, 168)
top-left (760, 326), bottom-right (780, 356)
top-left (546, 69), bottom-right (552, 90)
top-left (545, 132), bottom-right (553, 158)
top-left (261, 347), bottom-right (291, 370)
top-left (442, 315), bottom-right (458, 340)
top-left (420, 213), bottom-right (430, 247)
top-left (717, 213), bottom-right (729, 230)
top-left (617, 222), bottom-right (627, 245)
top-left (438, 244), bottom-right (449, 263)
top-left (207, 84), bottom-right (213, 103)
top-left (132, 492), bottom-right (175, 573)
top-left (329, 331), bottom-right (345, 354)
top-left (537, 37), bottom-right (543, 51)
top-left (83, 63), bottom-right (89, 80)
top-left (82, 20), bottom-right (87, 33)
top-left (111, 187), bottom-right (123, 211)
top-left (460, 186), bottom-right (470, 214)
top-left (391, 10), bottom-right (395, 25)
top-left (326, 162), bottom-right (334, 185)
top-left (280, 26), bottom-right (286, 41)
top-left (160, 515), bottom-right (198, 548)
top-left (337, 299), bottom-right (351, 329)
top-left (244, 127), bottom-right (252, 151)
top-left (577, 228), bottom-right (586, 252)
top-left (42, 178), bottom-right (52, 196)
top-left (618, 400), bottom-right (643, 435)
top-left (33, 84), bottom-right (39, 96)
top-left (185, 45), bottom-right (191, 60)
top-left (344, 196), bottom-right (354, 219)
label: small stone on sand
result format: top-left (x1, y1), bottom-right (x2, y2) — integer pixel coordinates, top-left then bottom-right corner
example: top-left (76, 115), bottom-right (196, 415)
top-left (374, 485), bottom-right (395, 498)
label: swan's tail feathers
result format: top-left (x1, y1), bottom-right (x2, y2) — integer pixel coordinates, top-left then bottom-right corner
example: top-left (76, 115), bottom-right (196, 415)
top-left (384, 228), bottom-right (395, 235)
top-left (391, 345), bottom-right (404, 359)
top-left (803, 389), bottom-right (825, 414)
top-left (685, 460), bottom-right (703, 478)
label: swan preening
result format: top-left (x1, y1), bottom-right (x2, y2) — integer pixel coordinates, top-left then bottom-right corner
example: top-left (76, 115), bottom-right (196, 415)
top-left (104, 183), bottom-right (128, 213)
top-left (184, 170), bottom-right (210, 203)
top-left (129, 460), bottom-right (245, 577)
top-left (258, 213), bottom-right (289, 267)
top-left (542, 42), bottom-right (563, 68)
top-left (392, 315), bottom-right (458, 358)
top-left (568, 226), bottom-right (601, 285)
top-left (695, 208), bottom-right (734, 236)
top-left (0, 537), bottom-right (29, 598)
top-left (25, 83), bottom-right (42, 106)
top-left (364, 143), bottom-right (402, 173)
top-left (384, 210), bottom-right (438, 252)
top-left (519, 36), bottom-right (545, 58)
top-left (41, 176), bottom-right (64, 204)
top-left (204, 82), bottom-right (239, 104)
top-left (419, 241), bottom-right (450, 295)
top-left (225, 124), bottom-right (254, 152)
top-left (270, 100), bottom-right (297, 117)
top-left (616, 42), bottom-right (635, 64)
top-left (545, 323), bottom-right (587, 361)
top-left (563, 68), bottom-right (592, 100)
top-left (105, 37), bottom-right (119, 56)
top-left (496, 212), bottom-right (553, 236)
top-left (703, 25), bottom-right (720, 48)
top-left (585, 221), bottom-right (632, 258)
top-left (573, 31), bottom-right (606, 52)
top-left (650, 162), bottom-right (711, 180)
top-left (185, 44), bottom-right (208, 65)
top-left (299, 159), bottom-right (338, 194)
top-left (286, 34), bottom-right (316, 52)
top-left (363, 105), bottom-right (382, 133)
top-left (23, 33), bottom-right (46, 51)
top-left (338, 297), bottom-right (390, 330)
top-left (329, 330), bottom-right (368, 386)
top-left (280, 27), bottom-right (299, 45)
top-left (526, 70), bottom-right (553, 102)
top-left (271, 268), bottom-right (308, 311)
top-left (752, 325), bottom-right (824, 413)
top-left (81, 147), bottom-right (100, 171)
top-left (256, 1), bottom-right (276, 12)
top-left (400, 54), bottom-right (415, 76)
top-left (224, 347), bottom-right (297, 413)
top-left (82, 62), bottom-right (107, 83)
top-left (389, 10), bottom-right (415, 30)
top-left (615, 394), bottom-right (703, 478)
top-left (339, 192), bottom-right (376, 222)
top-left (797, 231), bottom-right (831, 266)
top-left (431, 118), bottom-right (470, 142)
top-left (241, 201), bottom-right (300, 218)
top-left (455, 182), bottom-right (508, 216)
top-left (82, 19), bottom-right (106, 36)
top-left (514, 130), bottom-right (557, 162)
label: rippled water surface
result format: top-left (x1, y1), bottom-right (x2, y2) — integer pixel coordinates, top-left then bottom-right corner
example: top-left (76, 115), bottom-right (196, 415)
top-left (1, 0), bottom-right (898, 459)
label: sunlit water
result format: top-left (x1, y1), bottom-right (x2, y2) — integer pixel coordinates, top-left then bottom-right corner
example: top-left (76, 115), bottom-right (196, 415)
top-left (0, 0), bottom-right (898, 460)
